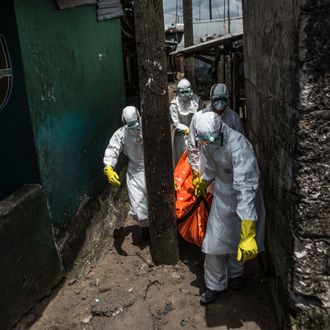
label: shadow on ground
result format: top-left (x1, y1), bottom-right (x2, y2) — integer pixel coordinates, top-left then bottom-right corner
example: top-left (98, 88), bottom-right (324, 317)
top-left (179, 239), bottom-right (277, 330)
top-left (113, 224), bottom-right (149, 255)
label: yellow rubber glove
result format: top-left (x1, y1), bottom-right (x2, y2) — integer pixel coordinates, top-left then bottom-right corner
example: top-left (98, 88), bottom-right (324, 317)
top-left (192, 170), bottom-right (200, 187)
top-left (183, 127), bottom-right (189, 136)
top-left (104, 165), bottom-right (121, 187)
top-left (195, 179), bottom-right (209, 197)
top-left (237, 220), bottom-right (258, 261)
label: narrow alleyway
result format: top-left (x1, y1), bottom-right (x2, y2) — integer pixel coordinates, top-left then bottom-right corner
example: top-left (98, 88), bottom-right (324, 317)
top-left (24, 217), bottom-right (277, 330)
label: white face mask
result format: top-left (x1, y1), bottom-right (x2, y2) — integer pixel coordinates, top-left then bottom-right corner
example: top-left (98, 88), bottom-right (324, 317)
top-left (212, 100), bottom-right (227, 111)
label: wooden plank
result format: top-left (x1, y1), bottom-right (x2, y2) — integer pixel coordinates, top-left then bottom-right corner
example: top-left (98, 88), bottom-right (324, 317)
top-left (225, 54), bottom-right (233, 108)
top-left (232, 52), bottom-right (241, 114)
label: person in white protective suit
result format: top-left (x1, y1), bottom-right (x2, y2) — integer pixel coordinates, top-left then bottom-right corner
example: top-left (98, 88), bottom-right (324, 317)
top-left (194, 111), bottom-right (265, 305)
top-left (188, 83), bottom-right (245, 187)
top-left (103, 106), bottom-right (149, 240)
top-left (170, 78), bottom-right (203, 165)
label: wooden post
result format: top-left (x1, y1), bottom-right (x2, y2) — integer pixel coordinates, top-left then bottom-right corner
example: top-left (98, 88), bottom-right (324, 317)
top-left (134, 0), bottom-right (179, 265)
top-left (225, 54), bottom-right (233, 108)
top-left (232, 52), bottom-right (241, 114)
top-left (183, 0), bottom-right (195, 87)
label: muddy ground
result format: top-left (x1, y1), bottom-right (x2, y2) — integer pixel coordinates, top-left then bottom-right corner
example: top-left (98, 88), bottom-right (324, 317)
top-left (22, 216), bottom-right (277, 330)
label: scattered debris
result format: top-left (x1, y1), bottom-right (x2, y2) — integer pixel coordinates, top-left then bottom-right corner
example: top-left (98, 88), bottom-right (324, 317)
top-left (82, 315), bottom-right (92, 324)
top-left (156, 302), bottom-right (174, 318)
top-left (91, 278), bottom-right (100, 287)
top-left (170, 272), bottom-right (181, 280)
top-left (135, 251), bottom-right (154, 267)
top-left (143, 280), bottom-right (160, 300)
top-left (91, 288), bottom-right (136, 317)
top-left (67, 278), bottom-right (77, 285)
top-left (180, 319), bottom-right (188, 327)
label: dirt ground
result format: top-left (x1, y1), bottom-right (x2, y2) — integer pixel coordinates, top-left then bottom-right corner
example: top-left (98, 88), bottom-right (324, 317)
top-left (25, 216), bottom-right (278, 330)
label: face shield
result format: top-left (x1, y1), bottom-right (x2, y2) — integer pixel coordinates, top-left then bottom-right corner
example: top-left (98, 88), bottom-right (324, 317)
top-left (195, 111), bottom-right (224, 148)
top-left (178, 87), bottom-right (193, 102)
top-left (196, 131), bottom-right (221, 148)
top-left (177, 78), bottom-right (193, 102)
top-left (125, 119), bottom-right (141, 130)
top-left (122, 106), bottom-right (141, 130)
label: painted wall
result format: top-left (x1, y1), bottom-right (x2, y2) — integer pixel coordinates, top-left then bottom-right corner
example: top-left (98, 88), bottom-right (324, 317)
top-left (0, 185), bottom-right (61, 329)
top-left (13, 0), bottom-right (125, 225)
top-left (0, 1), bottom-right (40, 200)
top-left (243, 0), bottom-right (329, 328)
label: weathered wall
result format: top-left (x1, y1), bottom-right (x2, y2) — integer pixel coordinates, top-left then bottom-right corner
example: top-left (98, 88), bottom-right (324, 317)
top-left (293, 1), bottom-right (330, 327)
top-left (0, 1), bottom-right (40, 200)
top-left (13, 0), bottom-right (125, 226)
top-left (0, 185), bottom-right (61, 330)
top-left (244, 0), bottom-right (329, 328)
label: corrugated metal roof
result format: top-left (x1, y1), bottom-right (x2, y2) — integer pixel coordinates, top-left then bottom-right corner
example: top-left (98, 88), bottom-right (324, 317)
top-left (97, 0), bottom-right (124, 21)
top-left (170, 32), bottom-right (243, 56)
top-left (56, 0), bottom-right (96, 10)
top-left (193, 17), bottom-right (243, 44)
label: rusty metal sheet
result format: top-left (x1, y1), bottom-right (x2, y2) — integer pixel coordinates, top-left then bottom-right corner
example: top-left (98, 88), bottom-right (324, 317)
top-left (56, 0), bottom-right (96, 10)
top-left (97, 0), bottom-right (123, 21)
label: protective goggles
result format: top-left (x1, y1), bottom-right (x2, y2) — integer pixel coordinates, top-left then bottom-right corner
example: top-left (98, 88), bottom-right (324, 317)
top-left (125, 120), bottom-right (140, 129)
top-left (196, 131), bottom-right (220, 145)
top-left (178, 87), bottom-right (192, 96)
top-left (211, 95), bottom-right (228, 103)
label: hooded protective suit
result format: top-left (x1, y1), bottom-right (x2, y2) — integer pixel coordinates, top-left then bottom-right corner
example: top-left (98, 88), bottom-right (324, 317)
top-left (195, 111), bottom-right (265, 291)
top-left (170, 79), bottom-right (203, 164)
top-left (195, 111), bottom-right (265, 255)
top-left (188, 83), bottom-right (244, 174)
top-left (188, 104), bottom-right (245, 173)
top-left (103, 106), bottom-right (148, 227)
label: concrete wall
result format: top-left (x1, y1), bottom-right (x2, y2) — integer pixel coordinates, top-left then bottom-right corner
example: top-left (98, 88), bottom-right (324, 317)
top-left (13, 0), bottom-right (125, 225)
top-left (244, 0), bottom-right (329, 328)
top-left (0, 185), bottom-right (61, 330)
top-left (0, 1), bottom-right (40, 200)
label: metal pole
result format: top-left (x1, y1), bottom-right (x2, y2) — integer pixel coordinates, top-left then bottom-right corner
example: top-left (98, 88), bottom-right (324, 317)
top-left (209, 0), bottom-right (212, 20)
top-left (223, 0), bottom-right (226, 24)
top-left (175, 0), bottom-right (179, 24)
top-left (227, 0), bottom-right (231, 33)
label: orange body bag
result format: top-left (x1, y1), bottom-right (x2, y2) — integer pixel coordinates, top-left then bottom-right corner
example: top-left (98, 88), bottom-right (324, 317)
top-left (174, 150), bottom-right (213, 247)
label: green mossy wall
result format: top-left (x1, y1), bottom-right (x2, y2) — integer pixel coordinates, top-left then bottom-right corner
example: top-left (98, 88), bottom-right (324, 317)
top-left (14, 0), bottom-right (125, 225)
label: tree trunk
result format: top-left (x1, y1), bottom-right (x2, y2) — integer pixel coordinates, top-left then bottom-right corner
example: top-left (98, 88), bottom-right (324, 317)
top-left (134, 0), bottom-right (179, 265)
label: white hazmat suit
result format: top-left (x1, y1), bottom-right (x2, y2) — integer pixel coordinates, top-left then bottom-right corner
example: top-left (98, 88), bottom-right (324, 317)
top-left (103, 106), bottom-right (149, 227)
top-left (195, 111), bottom-right (265, 292)
top-left (188, 103), bottom-right (245, 173)
top-left (170, 78), bottom-right (203, 164)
